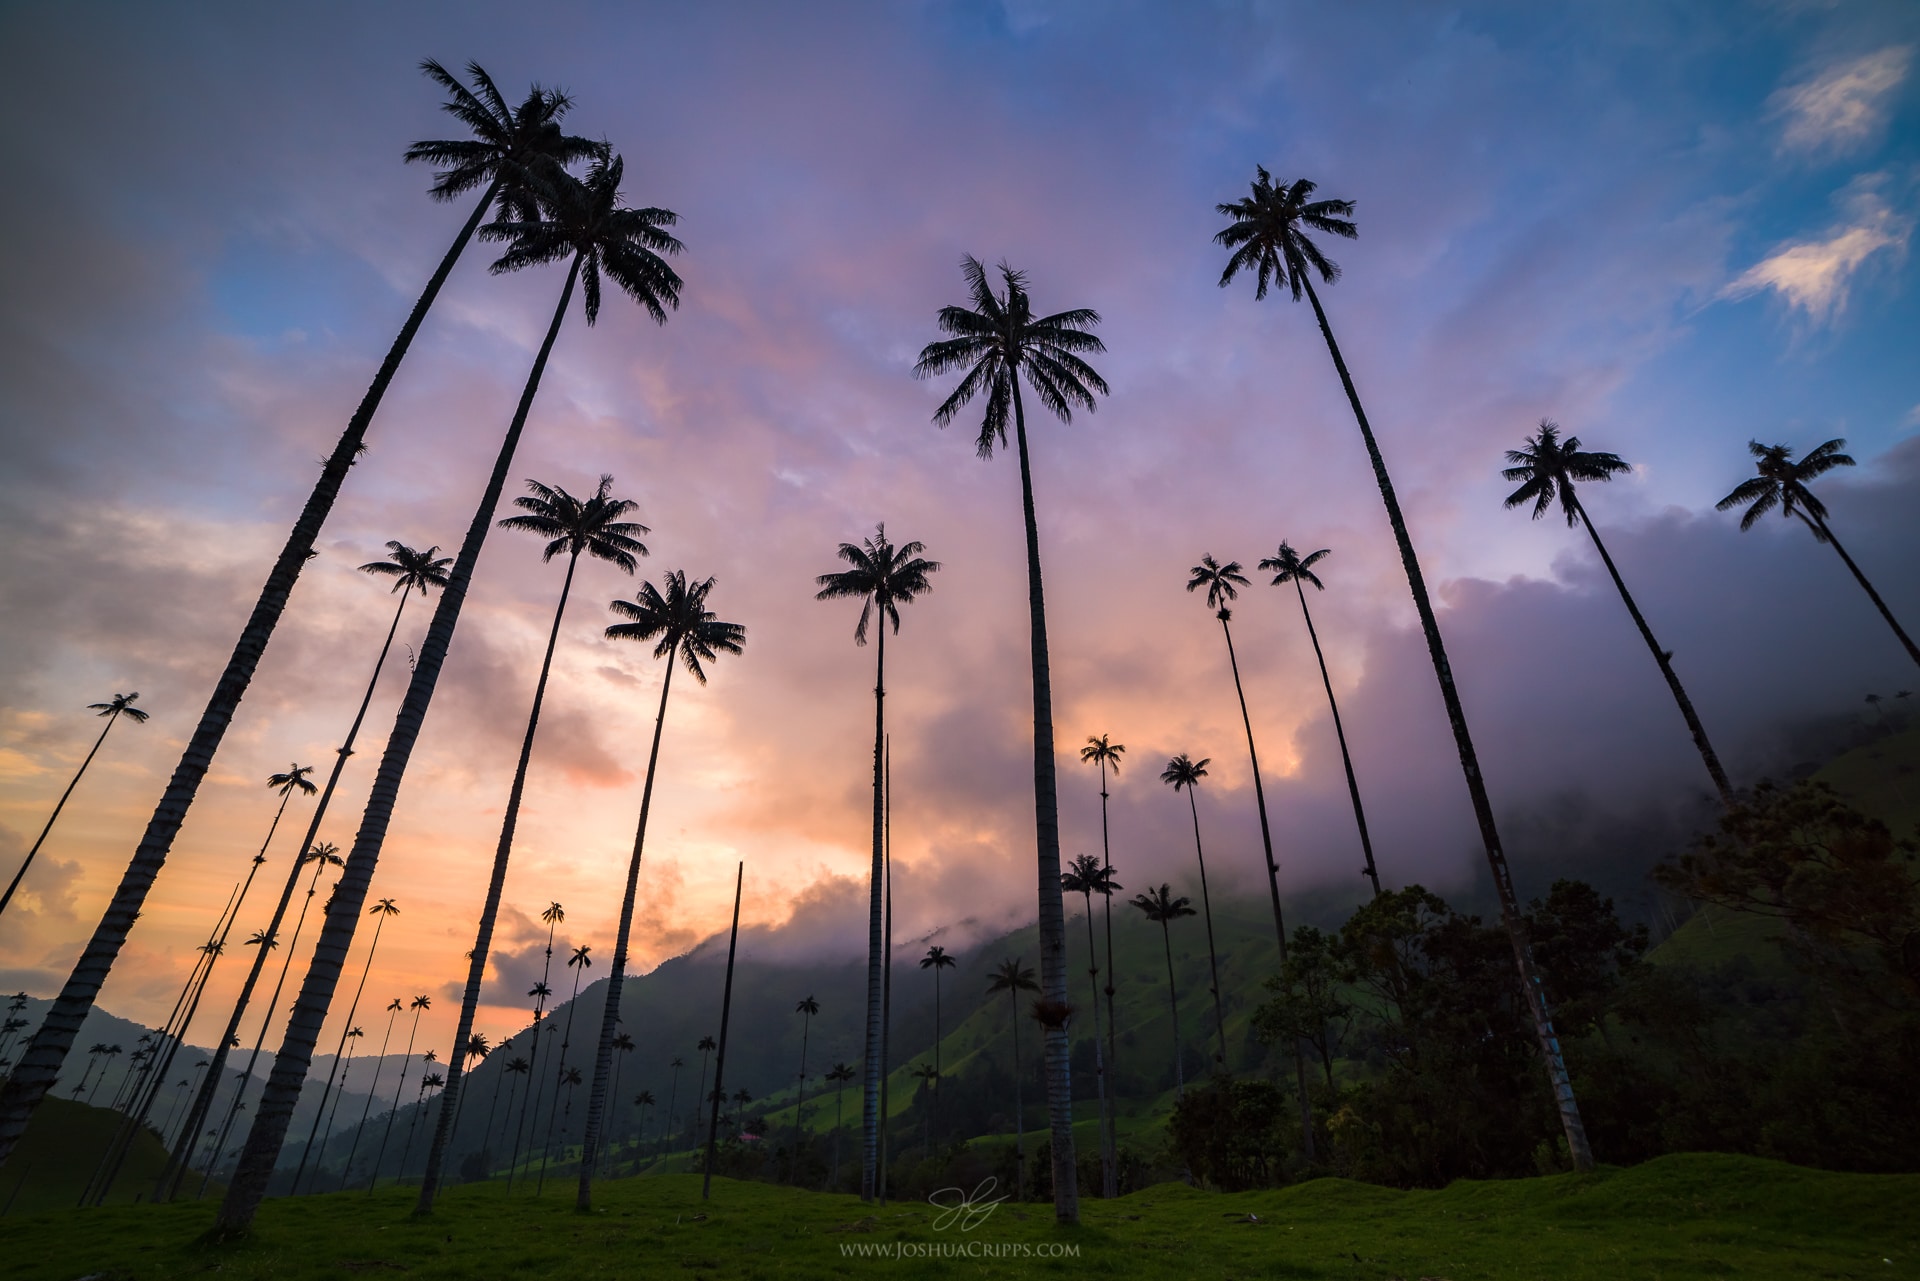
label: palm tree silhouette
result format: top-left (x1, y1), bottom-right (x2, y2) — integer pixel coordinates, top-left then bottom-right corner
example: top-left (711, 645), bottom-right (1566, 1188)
top-left (814, 524), bottom-right (939, 1201)
top-left (605, 1034), bottom-right (635, 1173)
top-left (693, 1036), bottom-right (716, 1148)
top-left (1160, 755), bottom-right (1229, 1067)
top-left (0, 694), bottom-right (149, 920)
top-left (631, 1088), bottom-right (655, 1152)
top-left (664, 1056), bottom-right (685, 1156)
top-left (1058, 853), bottom-right (1117, 1195)
top-left (426, 477), bottom-right (647, 1200)
top-left (498, 1055), bottom-right (531, 1179)
top-left (918, 946), bottom-right (957, 1146)
top-left (824, 1062), bottom-right (856, 1189)
top-left (577, 572), bottom-right (744, 1208)
top-left (294, 898), bottom-right (398, 1192)
top-left (986, 958), bottom-right (1039, 1200)
top-left (510, 902), bottom-right (564, 1192)
top-left (1260, 543), bottom-right (1384, 892)
top-left (535, 944), bottom-right (592, 1195)
top-left (306, 1025), bottom-right (362, 1185)
top-left (1214, 167), bottom-right (1592, 1169)
top-left (74, 1044), bottom-right (108, 1100)
top-left (789, 996), bottom-right (819, 1183)
top-left (337, 998), bottom-right (404, 1193)
top-left (1719, 438), bottom-right (1918, 668)
top-left (914, 256), bottom-right (1107, 1225)
top-left (1077, 733), bottom-right (1125, 1199)
top-left (1129, 886), bottom-right (1196, 1098)
top-left (224, 153), bottom-right (683, 1234)
top-left (1504, 422), bottom-right (1736, 803)
top-left (400, 1062), bottom-right (441, 1182)
top-left (0, 69), bottom-right (591, 1169)
top-left (367, 996), bottom-right (430, 1193)
top-left (908, 1064), bottom-right (939, 1157)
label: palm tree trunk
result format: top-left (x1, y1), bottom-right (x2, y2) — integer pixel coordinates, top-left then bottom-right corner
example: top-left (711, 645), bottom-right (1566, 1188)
top-left (790, 1015), bottom-right (809, 1184)
top-left (879, 772), bottom-right (894, 1204)
top-left (1078, 892), bottom-right (1113, 1198)
top-left (537, 970), bottom-right (585, 1195)
top-left (213, 256), bottom-right (583, 1235)
top-left (701, 864), bottom-right (745, 1201)
top-left (1216, 612), bottom-right (1316, 1155)
top-left (1801, 511), bottom-right (1920, 669)
top-left (1298, 274), bottom-right (1592, 1171)
top-left (306, 1041), bottom-right (355, 1191)
top-left (0, 710), bottom-right (122, 919)
top-left (931, 972), bottom-right (942, 1146)
top-left (1158, 922), bottom-right (1184, 1098)
top-left (1007, 381), bottom-right (1078, 1225)
top-left (1564, 494), bottom-right (1734, 805)
top-left (336, 1006), bottom-right (400, 1193)
top-left (1292, 579), bottom-right (1383, 894)
top-left (1008, 989), bottom-right (1025, 1200)
top-left (859, 624), bottom-right (887, 1201)
top-left (0, 182), bottom-right (502, 1167)
top-left (368, 1010), bottom-right (423, 1193)
top-left (292, 910), bottom-right (390, 1193)
top-left (574, 658), bottom-right (676, 1210)
top-left (509, 927), bottom-right (558, 1191)
top-left (1183, 789), bottom-right (1229, 1066)
top-left (418, 551), bottom-right (582, 1213)
top-left (479, 1062), bottom-right (507, 1181)
top-left (1095, 758), bottom-right (1119, 1200)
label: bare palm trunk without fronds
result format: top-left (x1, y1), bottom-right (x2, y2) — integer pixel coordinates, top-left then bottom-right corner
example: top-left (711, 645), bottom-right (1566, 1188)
top-left (1156, 920), bottom-right (1184, 1097)
top-left (1290, 577), bottom-right (1383, 894)
top-left (0, 707), bottom-right (129, 920)
top-left (1181, 788), bottom-right (1229, 1066)
top-left (1299, 274), bottom-right (1591, 1170)
top-left (1008, 382), bottom-right (1078, 1224)
top-left (1094, 758), bottom-right (1118, 1199)
top-left (214, 257), bottom-right (581, 1235)
top-left (0, 182), bottom-right (501, 1166)
top-left (790, 1015), bottom-right (810, 1184)
top-left (700, 864), bottom-right (744, 1202)
top-left (1006, 985), bottom-right (1026, 1199)
top-left (293, 908), bottom-right (392, 1193)
top-left (1798, 510), bottom-right (1920, 669)
top-left (417, 551), bottom-right (583, 1212)
top-left (858, 623), bottom-right (887, 1200)
top-left (1215, 610), bottom-right (1316, 1156)
top-left (1077, 891), bottom-right (1113, 1195)
top-left (878, 750), bottom-right (894, 1203)
top-left (575, 658), bottom-right (674, 1209)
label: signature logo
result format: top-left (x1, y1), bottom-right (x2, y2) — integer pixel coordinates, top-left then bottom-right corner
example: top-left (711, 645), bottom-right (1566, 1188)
top-left (927, 1177), bottom-right (1010, 1232)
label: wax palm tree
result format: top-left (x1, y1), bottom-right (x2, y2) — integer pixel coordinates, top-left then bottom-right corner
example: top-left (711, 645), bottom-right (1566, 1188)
top-left (1160, 755), bottom-right (1229, 1066)
top-left (1504, 423), bottom-right (1736, 803)
top-left (536, 944), bottom-right (592, 1195)
top-left (1719, 438), bottom-right (1918, 668)
top-left (824, 1062), bottom-right (856, 1188)
top-left (1058, 854), bottom-right (1117, 1195)
top-left (693, 1036), bottom-right (716, 1147)
top-left (814, 524), bottom-right (939, 1200)
top-left (908, 1064), bottom-right (939, 1156)
top-left (1, 694), bottom-right (149, 920)
top-left (664, 1056), bottom-right (684, 1155)
top-left (918, 946), bottom-right (957, 1146)
top-left (789, 996), bottom-right (819, 1183)
top-left (89, 1045), bottom-right (124, 1106)
top-left (510, 903), bottom-right (564, 1190)
top-left (450, 1033), bottom-right (490, 1142)
top-left (293, 897), bottom-right (399, 1192)
top-left (1260, 543), bottom-right (1385, 892)
top-left (74, 1045), bottom-right (108, 1100)
top-left (1129, 886), bottom-right (1196, 1097)
top-left (400, 1064), bottom-right (441, 1182)
top-left (339, 999), bottom-right (401, 1192)
top-left (224, 154), bottom-right (683, 1234)
top-left (1215, 168), bottom-right (1592, 1169)
top-left (914, 256), bottom-right (1107, 1224)
top-left (498, 1055), bottom-right (531, 1175)
top-left (0, 70), bottom-right (594, 1165)
top-left (1077, 733), bottom-right (1124, 1198)
top-left (367, 996), bottom-right (430, 1193)
top-left (985, 958), bottom-right (1039, 1199)
top-left (632, 1088), bottom-right (654, 1149)
top-left (576, 572), bottom-right (744, 1209)
top-left (305, 1024), bottom-right (362, 1187)
top-left (425, 478), bottom-right (647, 1199)
top-left (604, 1034), bottom-right (634, 1172)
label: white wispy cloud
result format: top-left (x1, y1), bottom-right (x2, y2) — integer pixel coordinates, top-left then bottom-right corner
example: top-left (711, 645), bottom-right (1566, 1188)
top-left (1770, 46), bottom-right (1912, 154)
top-left (1720, 174), bottom-right (1912, 324)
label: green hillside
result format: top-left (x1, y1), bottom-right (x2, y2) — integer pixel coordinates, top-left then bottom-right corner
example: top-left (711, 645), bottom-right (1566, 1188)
top-left (0, 1095), bottom-right (174, 1215)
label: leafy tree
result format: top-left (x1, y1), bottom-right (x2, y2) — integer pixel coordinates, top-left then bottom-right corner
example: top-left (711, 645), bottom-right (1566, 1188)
top-left (1214, 168), bottom-right (1592, 1169)
top-left (1160, 755), bottom-right (1229, 1065)
top-left (224, 151), bottom-right (682, 1234)
top-left (985, 959), bottom-right (1039, 1199)
top-left (1259, 543), bottom-right (1382, 893)
top-left (0, 68), bottom-right (591, 1165)
top-left (0, 694), bottom-right (149, 919)
top-left (915, 256), bottom-right (1107, 1225)
top-left (1129, 886), bottom-right (1197, 1096)
top-left (1252, 926), bottom-right (1351, 1091)
top-left (1504, 422), bottom-right (1733, 803)
top-left (1717, 438), bottom-right (1918, 668)
top-left (425, 475), bottom-right (646, 1201)
top-left (1168, 1077), bottom-right (1295, 1191)
top-left (814, 524), bottom-right (938, 1199)
top-left (577, 573), bottom-right (744, 1208)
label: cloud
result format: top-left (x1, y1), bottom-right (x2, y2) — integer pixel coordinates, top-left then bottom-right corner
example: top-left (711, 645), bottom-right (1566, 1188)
top-left (1720, 175), bottom-right (1911, 324)
top-left (1770, 46), bottom-right (1912, 154)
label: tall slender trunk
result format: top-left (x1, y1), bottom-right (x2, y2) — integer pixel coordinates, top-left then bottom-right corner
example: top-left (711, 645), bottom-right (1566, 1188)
top-left (1563, 494), bottom-right (1735, 805)
top-left (1095, 758), bottom-right (1118, 1199)
top-left (509, 922), bottom-right (558, 1192)
top-left (878, 756), bottom-right (894, 1203)
top-left (859, 624), bottom-right (887, 1200)
top-left (367, 1009), bottom-right (423, 1192)
top-left (336, 1005), bottom-right (400, 1192)
top-left (214, 257), bottom-right (582, 1235)
top-left (0, 183), bottom-right (500, 1166)
top-left (700, 864), bottom-right (744, 1201)
top-left (574, 657), bottom-right (676, 1208)
top-left (1158, 922), bottom-right (1183, 1097)
top-left (418, 551), bottom-right (583, 1212)
top-left (537, 965), bottom-right (586, 1194)
top-left (930, 971), bottom-right (942, 1147)
top-left (1078, 892), bottom-right (1111, 1193)
top-left (479, 1061), bottom-right (507, 1180)
top-left (293, 910), bottom-right (391, 1193)
top-left (1216, 611), bottom-right (1316, 1155)
top-left (1292, 578), bottom-right (1382, 894)
top-left (665, 1063), bottom-right (680, 1159)
top-left (1800, 510), bottom-right (1920, 669)
top-left (1183, 789), bottom-right (1229, 1065)
top-left (0, 710), bottom-right (123, 919)
top-left (1008, 382), bottom-right (1078, 1224)
top-left (1298, 275), bottom-right (1591, 1171)
top-left (790, 1015), bottom-right (810, 1184)
top-left (1008, 988), bottom-right (1025, 1200)
top-left (304, 1039), bottom-right (356, 1191)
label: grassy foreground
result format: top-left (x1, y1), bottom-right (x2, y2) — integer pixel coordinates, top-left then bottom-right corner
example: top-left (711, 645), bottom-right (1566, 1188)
top-left (1, 1154), bottom-right (1913, 1280)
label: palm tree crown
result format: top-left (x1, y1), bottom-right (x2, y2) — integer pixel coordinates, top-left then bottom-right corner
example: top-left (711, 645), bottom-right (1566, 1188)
top-left (1079, 735), bottom-right (1124, 774)
top-left (404, 60), bottom-right (598, 221)
top-left (912, 257), bottom-right (1108, 457)
top-left (1062, 853), bottom-right (1119, 900)
top-left (1130, 884), bottom-right (1196, 926)
top-left (1160, 754), bottom-right (1210, 791)
top-left (1213, 169), bottom-right (1356, 301)
top-left (267, 765), bottom-right (318, 799)
top-left (987, 957), bottom-right (1038, 996)
top-left (498, 474), bottom-right (649, 569)
top-left (605, 571), bottom-right (746, 683)
top-left (814, 525), bottom-right (942, 643)
top-left (1259, 542), bottom-right (1329, 590)
top-left (1187, 555), bottom-right (1250, 613)
top-left (87, 693), bottom-right (150, 724)
top-left (1502, 421), bottom-right (1631, 525)
top-left (1717, 438), bottom-right (1853, 534)
top-left (358, 542), bottom-right (454, 595)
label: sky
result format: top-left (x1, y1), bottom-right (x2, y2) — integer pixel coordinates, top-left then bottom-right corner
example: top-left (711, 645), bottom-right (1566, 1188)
top-left (0, 0), bottom-right (1916, 1061)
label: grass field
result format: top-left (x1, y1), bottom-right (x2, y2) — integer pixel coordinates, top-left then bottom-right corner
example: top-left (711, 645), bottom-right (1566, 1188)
top-left (1, 1153), bottom-right (1913, 1280)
